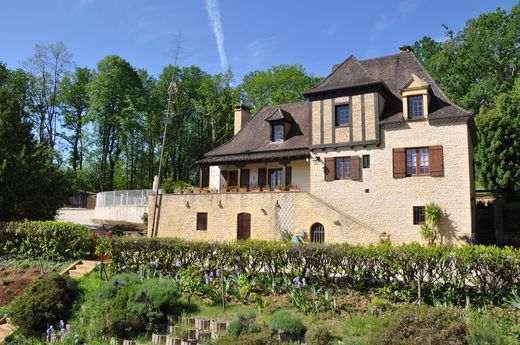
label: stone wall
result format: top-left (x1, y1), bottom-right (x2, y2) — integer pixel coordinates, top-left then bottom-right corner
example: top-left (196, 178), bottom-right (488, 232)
top-left (149, 191), bottom-right (380, 244)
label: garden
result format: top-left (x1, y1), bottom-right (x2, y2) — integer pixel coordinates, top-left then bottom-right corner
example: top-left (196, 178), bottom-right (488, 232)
top-left (0, 221), bottom-right (519, 344)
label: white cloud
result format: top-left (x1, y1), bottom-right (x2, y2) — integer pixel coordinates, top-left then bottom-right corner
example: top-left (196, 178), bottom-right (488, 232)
top-left (205, 0), bottom-right (228, 71)
top-left (247, 36), bottom-right (277, 65)
top-left (370, 0), bottom-right (422, 41)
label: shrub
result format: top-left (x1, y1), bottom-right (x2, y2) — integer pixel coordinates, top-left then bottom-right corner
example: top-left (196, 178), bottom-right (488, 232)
top-left (305, 324), bottom-right (333, 345)
top-left (466, 309), bottom-right (520, 345)
top-left (228, 311), bottom-right (259, 336)
top-left (343, 315), bottom-right (381, 345)
top-left (215, 330), bottom-right (282, 345)
top-left (266, 310), bottom-right (305, 336)
top-left (9, 273), bottom-right (80, 335)
top-left (369, 306), bottom-right (467, 345)
top-left (0, 221), bottom-right (91, 260)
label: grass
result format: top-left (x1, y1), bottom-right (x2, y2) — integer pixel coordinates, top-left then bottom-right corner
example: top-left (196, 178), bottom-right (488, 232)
top-left (0, 257), bottom-right (74, 272)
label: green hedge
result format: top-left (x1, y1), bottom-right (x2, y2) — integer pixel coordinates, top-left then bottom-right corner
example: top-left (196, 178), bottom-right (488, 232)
top-left (109, 238), bottom-right (520, 306)
top-left (0, 221), bottom-right (91, 261)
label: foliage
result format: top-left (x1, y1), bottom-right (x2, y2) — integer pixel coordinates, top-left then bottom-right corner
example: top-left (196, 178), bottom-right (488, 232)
top-left (214, 330), bottom-right (282, 345)
top-left (227, 311), bottom-right (259, 336)
top-left (94, 274), bottom-right (181, 338)
top-left (161, 178), bottom-right (192, 193)
top-left (110, 238), bottom-right (520, 307)
top-left (0, 221), bottom-right (91, 261)
top-left (466, 309), bottom-right (520, 345)
top-left (9, 273), bottom-right (80, 335)
top-left (343, 315), bottom-right (381, 345)
top-left (237, 64), bottom-right (321, 113)
top-left (420, 202), bottom-right (443, 244)
top-left (369, 306), bottom-right (467, 345)
top-left (266, 310), bottom-right (305, 336)
top-left (305, 323), bottom-right (334, 345)
top-left (0, 70), bottom-right (71, 221)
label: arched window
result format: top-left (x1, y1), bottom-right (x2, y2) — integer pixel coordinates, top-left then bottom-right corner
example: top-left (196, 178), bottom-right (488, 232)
top-left (310, 223), bottom-right (325, 243)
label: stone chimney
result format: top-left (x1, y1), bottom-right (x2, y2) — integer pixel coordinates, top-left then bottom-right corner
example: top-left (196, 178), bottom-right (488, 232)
top-left (234, 103), bottom-right (252, 135)
top-left (399, 45), bottom-right (413, 53)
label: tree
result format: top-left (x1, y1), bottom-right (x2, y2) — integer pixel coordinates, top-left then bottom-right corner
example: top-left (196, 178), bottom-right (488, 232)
top-left (88, 55), bottom-right (144, 191)
top-left (238, 64), bottom-right (321, 113)
top-left (61, 66), bottom-right (92, 171)
top-left (23, 42), bottom-right (72, 149)
top-left (0, 65), bottom-right (70, 221)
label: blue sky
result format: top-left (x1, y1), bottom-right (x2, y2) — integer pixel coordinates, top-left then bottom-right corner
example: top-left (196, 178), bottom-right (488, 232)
top-left (1, 0), bottom-right (517, 82)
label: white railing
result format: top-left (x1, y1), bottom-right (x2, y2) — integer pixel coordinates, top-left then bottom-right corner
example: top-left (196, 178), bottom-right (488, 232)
top-left (95, 189), bottom-right (155, 207)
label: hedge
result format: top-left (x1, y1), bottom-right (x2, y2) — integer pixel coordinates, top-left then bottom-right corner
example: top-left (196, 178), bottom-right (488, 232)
top-left (110, 238), bottom-right (520, 306)
top-left (0, 221), bottom-right (91, 261)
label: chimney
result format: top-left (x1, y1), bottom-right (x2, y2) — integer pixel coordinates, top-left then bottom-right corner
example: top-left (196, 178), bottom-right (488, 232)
top-left (234, 103), bottom-right (251, 135)
top-left (399, 45), bottom-right (412, 53)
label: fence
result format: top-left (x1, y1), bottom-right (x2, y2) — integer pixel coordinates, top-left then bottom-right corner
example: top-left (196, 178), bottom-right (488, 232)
top-left (96, 190), bottom-right (155, 208)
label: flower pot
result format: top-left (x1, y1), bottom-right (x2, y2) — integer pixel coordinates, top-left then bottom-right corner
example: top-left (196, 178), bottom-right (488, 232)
top-left (288, 188), bottom-right (300, 192)
top-left (250, 188), bottom-right (261, 193)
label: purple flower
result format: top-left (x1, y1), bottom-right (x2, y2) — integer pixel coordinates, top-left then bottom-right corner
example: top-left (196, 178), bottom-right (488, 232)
top-left (47, 326), bottom-right (54, 334)
top-left (305, 267), bottom-right (310, 275)
top-left (60, 320), bottom-right (65, 327)
top-left (204, 272), bottom-right (212, 284)
top-left (234, 265), bottom-right (239, 273)
top-left (301, 278), bottom-right (307, 287)
top-left (236, 255), bottom-right (241, 262)
top-left (122, 265), bottom-right (127, 271)
top-left (175, 259), bottom-right (181, 267)
top-left (215, 269), bottom-right (221, 276)
top-left (61, 327), bottom-right (66, 334)
top-left (293, 277), bottom-right (302, 288)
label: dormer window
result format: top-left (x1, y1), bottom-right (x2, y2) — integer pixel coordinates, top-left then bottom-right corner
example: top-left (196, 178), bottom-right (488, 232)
top-left (408, 95), bottom-right (424, 118)
top-left (272, 122), bottom-right (284, 141)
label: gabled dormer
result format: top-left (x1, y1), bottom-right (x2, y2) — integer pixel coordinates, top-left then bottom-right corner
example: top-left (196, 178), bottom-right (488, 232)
top-left (265, 108), bottom-right (294, 142)
top-left (400, 74), bottom-right (431, 120)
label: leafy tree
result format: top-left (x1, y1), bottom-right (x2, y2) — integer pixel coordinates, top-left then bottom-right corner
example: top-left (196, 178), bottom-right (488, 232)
top-left (87, 55), bottom-right (144, 191)
top-left (61, 66), bottom-right (92, 171)
top-left (238, 64), bottom-right (321, 113)
top-left (0, 64), bottom-right (70, 220)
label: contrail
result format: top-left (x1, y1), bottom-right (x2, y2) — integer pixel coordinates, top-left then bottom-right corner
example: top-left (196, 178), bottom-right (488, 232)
top-left (205, 0), bottom-right (228, 71)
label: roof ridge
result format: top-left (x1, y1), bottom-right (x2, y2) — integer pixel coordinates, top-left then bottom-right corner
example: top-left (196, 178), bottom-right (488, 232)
top-left (359, 52), bottom-right (402, 63)
top-left (304, 55), bottom-right (355, 92)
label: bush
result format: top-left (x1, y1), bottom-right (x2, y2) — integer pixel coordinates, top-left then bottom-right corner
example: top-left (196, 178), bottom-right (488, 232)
top-left (228, 311), bottom-right (259, 336)
top-left (109, 238), bottom-right (520, 306)
top-left (215, 330), bottom-right (282, 345)
top-left (266, 310), bottom-right (305, 336)
top-left (305, 324), bottom-right (333, 345)
top-left (9, 273), bottom-right (80, 335)
top-left (0, 221), bottom-right (91, 260)
top-left (343, 315), bottom-right (381, 345)
top-left (466, 309), bottom-right (520, 345)
top-left (369, 306), bottom-right (467, 345)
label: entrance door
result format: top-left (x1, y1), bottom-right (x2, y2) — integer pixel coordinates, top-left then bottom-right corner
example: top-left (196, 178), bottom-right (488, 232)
top-left (269, 169), bottom-right (283, 190)
top-left (311, 223), bottom-right (325, 243)
top-left (237, 213), bottom-right (251, 240)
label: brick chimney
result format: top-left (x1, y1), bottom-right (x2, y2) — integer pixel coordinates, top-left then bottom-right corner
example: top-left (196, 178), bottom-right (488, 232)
top-left (234, 103), bottom-right (251, 135)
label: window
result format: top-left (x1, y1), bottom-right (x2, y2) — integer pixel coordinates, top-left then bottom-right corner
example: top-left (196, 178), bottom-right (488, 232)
top-left (196, 212), bottom-right (208, 230)
top-left (413, 206), bottom-right (425, 225)
top-left (362, 155), bottom-right (370, 168)
top-left (408, 95), bottom-right (424, 118)
top-left (406, 148), bottom-right (429, 176)
top-left (311, 223), bottom-right (325, 243)
top-left (335, 157), bottom-right (352, 179)
top-left (272, 122), bottom-right (284, 141)
top-left (335, 104), bottom-right (350, 126)
top-left (269, 169), bottom-right (283, 189)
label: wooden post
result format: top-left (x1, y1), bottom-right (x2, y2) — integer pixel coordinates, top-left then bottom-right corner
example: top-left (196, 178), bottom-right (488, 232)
top-left (237, 167), bottom-right (242, 189)
top-left (281, 164), bottom-right (286, 186)
top-left (199, 167), bottom-right (203, 190)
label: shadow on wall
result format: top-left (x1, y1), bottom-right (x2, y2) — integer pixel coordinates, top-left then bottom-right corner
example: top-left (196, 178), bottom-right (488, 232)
top-left (439, 211), bottom-right (459, 246)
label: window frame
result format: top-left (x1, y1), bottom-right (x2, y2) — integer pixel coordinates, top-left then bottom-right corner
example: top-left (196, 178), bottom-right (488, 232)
top-left (196, 212), bottom-right (208, 231)
top-left (407, 95), bottom-right (424, 119)
top-left (334, 104), bottom-right (350, 127)
top-left (271, 122), bottom-right (284, 142)
top-left (413, 206), bottom-right (425, 225)
top-left (362, 154), bottom-right (370, 169)
top-left (406, 147), bottom-right (430, 177)
top-left (335, 157), bottom-right (352, 180)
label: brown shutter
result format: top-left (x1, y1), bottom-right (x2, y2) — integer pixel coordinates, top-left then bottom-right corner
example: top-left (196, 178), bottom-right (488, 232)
top-left (285, 167), bottom-right (292, 185)
top-left (240, 169), bottom-right (250, 188)
top-left (393, 148), bottom-right (406, 179)
top-left (350, 156), bottom-right (361, 181)
top-left (197, 213), bottom-right (207, 230)
top-left (220, 171), bottom-right (228, 189)
top-left (284, 122), bottom-right (292, 139)
top-left (429, 145), bottom-right (444, 177)
top-left (258, 168), bottom-right (266, 187)
top-left (324, 158), bottom-right (335, 181)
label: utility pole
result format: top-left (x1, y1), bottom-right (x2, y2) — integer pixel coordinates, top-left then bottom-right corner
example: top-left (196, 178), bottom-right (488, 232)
top-left (150, 36), bottom-right (181, 238)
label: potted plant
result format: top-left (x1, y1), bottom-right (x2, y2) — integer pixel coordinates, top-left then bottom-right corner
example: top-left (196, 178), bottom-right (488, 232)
top-left (287, 184), bottom-right (300, 192)
top-left (267, 310), bottom-right (305, 341)
top-left (226, 185), bottom-right (237, 193)
top-left (238, 185), bottom-right (248, 193)
top-left (250, 184), bottom-right (261, 193)
top-left (274, 184), bottom-right (285, 192)
top-left (262, 185), bottom-right (271, 192)
top-left (420, 202), bottom-right (442, 245)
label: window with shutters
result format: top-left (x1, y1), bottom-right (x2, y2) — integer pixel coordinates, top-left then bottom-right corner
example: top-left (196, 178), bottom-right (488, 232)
top-left (408, 95), bottom-right (424, 118)
top-left (362, 155), bottom-right (370, 168)
top-left (413, 206), bottom-right (425, 225)
top-left (335, 157), bottom-right (352, 179)
top-left (406, 148), bottom-right (430, 176)
top-left (196, 212), bottom-right (208, 231)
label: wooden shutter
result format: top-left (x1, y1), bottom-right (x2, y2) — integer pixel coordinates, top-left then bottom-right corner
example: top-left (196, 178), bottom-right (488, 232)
top-left (197, 213), bottom-right (207, 230)
top-left (350, 156), bottom-right (361, 181)
top-left (285, 167), bottom-right (292, 185)
top-left (240, 169), bottom-right (250, 188)
top-left (284, 122), bottom-right (292, 139)
top-left (429, 145), bottom-right (444, 177)
top-left (324, 158), bottom-right (335, 181)
top-left (392, 148), bottom-right (406, 179)
top-left (258, 168), bottom-right (266, 187)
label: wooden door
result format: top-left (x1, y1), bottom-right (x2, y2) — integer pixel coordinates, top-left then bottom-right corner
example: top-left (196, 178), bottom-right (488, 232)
top-left (311, 223), bottom-right (325, 243)
top-left (220, 170), bottom-right (238, 189)
top-left (237, 213), bottom-right (251, 240)
top-left (240, 169), bottom-right (250, 188)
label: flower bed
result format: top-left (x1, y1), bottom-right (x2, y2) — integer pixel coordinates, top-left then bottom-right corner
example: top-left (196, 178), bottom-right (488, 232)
top-left (109, 238), bottom-right (520, 306)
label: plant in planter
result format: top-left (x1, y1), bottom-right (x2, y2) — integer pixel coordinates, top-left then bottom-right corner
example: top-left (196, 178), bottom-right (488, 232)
top-left (262, 185), bottom-right (271, 192)
top-left (286, 184), bottom-right (300, 192)
top-left (420, 202), bottom-right (443, 245)
top-left (267, 310), bottom-right (305, 341)
top-left (249, 184), bottom-right (261, 192)
top-left (238, 185), bottom-right (248, 193)
top-left (274, 184), bottom-right (285, 192)
top-left (226, 185), bottom-right (237, 193)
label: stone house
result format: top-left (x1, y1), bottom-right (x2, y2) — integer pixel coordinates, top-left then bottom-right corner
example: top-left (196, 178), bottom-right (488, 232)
top-left (150, 47), bottom-right (476, 245)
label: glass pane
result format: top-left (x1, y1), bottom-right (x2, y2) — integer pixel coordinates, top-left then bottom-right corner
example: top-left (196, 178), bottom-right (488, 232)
top-left (406, 149), bottom-right (417, 175)
top-left (408, 96), bottom-right (423, 118)
top-left (420, 148), bottom-right (429, 174)
top-left (335, 105), bottom-right (350, 126)
top-left (273, 124), bottom-right (283, 141)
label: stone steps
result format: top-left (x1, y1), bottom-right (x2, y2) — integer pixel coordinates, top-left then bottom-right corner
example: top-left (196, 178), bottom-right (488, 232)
top-left (0, 318), bottom-right (16, 342)
top-left (62, 260), bottom-right (100, 278)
